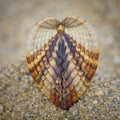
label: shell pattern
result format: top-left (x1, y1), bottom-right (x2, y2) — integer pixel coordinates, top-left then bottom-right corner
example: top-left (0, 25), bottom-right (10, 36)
top-left (26, 16), bottom-right (99, 110)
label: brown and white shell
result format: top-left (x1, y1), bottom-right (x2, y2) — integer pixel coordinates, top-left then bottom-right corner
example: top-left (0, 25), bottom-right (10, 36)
top-left (26, 16), bottom-right (99, 110)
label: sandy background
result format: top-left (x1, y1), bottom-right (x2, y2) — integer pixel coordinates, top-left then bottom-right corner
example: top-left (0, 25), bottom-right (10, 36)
top-left (0, 0), bottom-right (120, 120)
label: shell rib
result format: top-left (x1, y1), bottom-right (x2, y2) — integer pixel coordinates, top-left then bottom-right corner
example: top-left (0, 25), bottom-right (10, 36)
top-left (26, 16), bottom-right (99, 110)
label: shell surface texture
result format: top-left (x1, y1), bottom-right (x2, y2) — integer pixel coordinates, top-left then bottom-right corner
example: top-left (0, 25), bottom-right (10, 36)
top-left (26, 16), bottom-right (99, 110)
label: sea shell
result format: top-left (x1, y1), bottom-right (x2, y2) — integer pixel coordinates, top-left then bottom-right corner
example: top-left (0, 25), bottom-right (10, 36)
top-left (26, 16), bottom-right (99, 110)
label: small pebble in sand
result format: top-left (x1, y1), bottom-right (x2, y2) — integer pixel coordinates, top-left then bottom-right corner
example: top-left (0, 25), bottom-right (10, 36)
top-left (95, 90), bottom-right (104, 97)
top-left (0, 105), bottom-right (4, 113)
top-left (93, 100), bottom-right (98, 104)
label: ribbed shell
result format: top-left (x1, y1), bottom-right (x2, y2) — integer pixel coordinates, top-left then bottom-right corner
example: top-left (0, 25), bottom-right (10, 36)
top-left (26, 16), bottom-right (99, 110)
